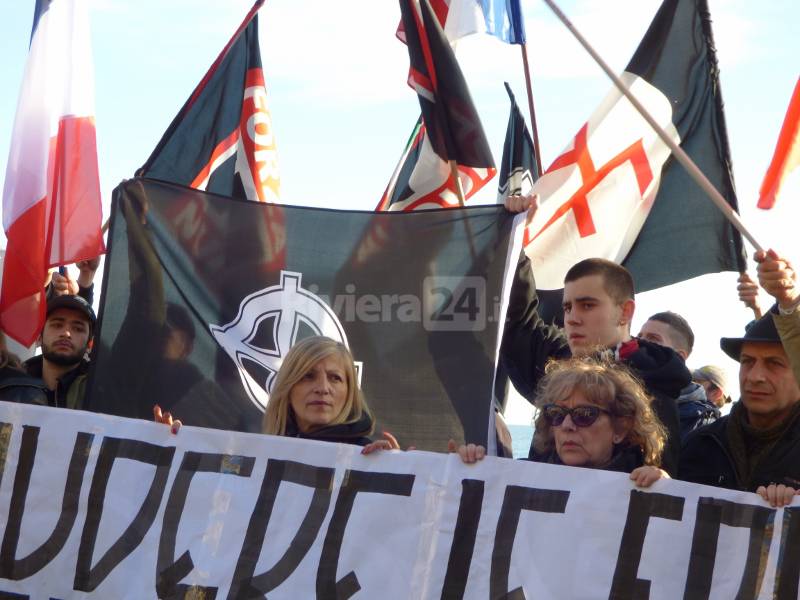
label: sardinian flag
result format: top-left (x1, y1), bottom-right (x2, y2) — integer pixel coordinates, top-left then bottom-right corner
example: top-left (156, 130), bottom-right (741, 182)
top-left (497, 82), bottom-right (538, 202)
top-left (139, 0), bottom-right (279, 206)
top-left (0, 0), bottom-right (105, 345)
top-left (524, 0), bottom-right (745, 294)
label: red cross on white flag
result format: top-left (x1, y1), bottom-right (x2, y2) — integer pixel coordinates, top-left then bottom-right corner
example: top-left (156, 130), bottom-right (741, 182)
top-left (523, 73), bottom-right (680, 290)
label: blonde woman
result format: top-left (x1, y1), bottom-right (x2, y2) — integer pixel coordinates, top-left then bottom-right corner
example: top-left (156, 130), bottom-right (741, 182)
top-left (262, 336), bottom-right (398, 453)
top-left (453, 357), bottom-right (669, 488)
top-left (157, 336), bottom-right (398, 453)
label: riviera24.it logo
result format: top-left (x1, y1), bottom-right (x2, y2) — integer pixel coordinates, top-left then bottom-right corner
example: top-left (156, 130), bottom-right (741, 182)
top-left (210, 271), bottom-right (350, 411)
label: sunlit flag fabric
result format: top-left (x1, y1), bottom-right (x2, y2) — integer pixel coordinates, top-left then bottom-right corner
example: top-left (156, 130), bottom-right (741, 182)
top-left (497, 82), bottom-right (538, 202)
top-left (88, 178), bottom-right (519, 452)
top-left (522, 0), bottom-right (745, 305)
top-left (382, 0), bottom-right (495, 211)
top-left (757, 77), bottom-right (800, 210)
top-left (0, 0), bottom-right (105, 345)
top-left (396, 0), bottom-right (526, 45)
top-left (399, 0), bottom-right (494, 169)
top-left (138, 0), bottom-right (279, 205)
top-left (376, 116), bottom-right (495, 211)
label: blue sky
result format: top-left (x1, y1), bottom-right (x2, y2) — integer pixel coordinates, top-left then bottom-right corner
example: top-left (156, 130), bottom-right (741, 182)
top-left (1, 0), bottom-right (798, 421)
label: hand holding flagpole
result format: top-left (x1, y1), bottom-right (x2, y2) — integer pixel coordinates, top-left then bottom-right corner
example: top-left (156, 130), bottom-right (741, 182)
top-left (541, 0), bottom-right (763, 253)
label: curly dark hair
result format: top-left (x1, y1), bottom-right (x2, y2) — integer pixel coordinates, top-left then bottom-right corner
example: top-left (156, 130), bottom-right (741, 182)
top-left (532, 357), bottom-right (666, 466)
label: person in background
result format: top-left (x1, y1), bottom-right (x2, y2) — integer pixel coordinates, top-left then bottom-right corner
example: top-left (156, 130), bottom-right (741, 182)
top-left (0, 331), bottom-right (47, 405)
top-left (452, 357), bottom-right (669, 488)
top-left (692, 365), bottom-right (732, 408)
top-left (756, 248), bottom-right (800, 385)
top-left (679, 310), bottom-right (800, 508)
top-left (738, 272), bottom-right (764, 322)
top-left (638, 311), bottom-right (720, 438)
top-left (47, 257), bottom-right (101, 305)
top-left (23, 295), bottom-right (94, 409)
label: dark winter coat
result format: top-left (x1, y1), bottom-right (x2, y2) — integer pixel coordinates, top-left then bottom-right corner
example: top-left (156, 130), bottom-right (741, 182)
top-left (679, 412), bottom-right (800, 491)
top-left (23, 355), bottom-right (90, 410)
top-left (0, 365), bottom-right (49, 406)
top-left (284, 411), bottom-right (374, 447)
top-left (528, 444), bottom-right (645, 474)
top-left (677, 383), bottom-right (720, 441)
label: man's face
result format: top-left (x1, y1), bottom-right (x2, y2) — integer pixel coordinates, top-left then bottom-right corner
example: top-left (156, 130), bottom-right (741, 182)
top-left (41, 308), bottom-right (91, 366)
top-left (563, 275), bottom-right (631, 356)
top-left (638, 319), bottom-right (687, 359)
top-left (739, 342), bottom-right (800, 428)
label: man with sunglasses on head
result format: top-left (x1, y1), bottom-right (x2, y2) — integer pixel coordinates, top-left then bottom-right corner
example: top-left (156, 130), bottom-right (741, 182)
top-left (500, 195), bottom-right (687, 474)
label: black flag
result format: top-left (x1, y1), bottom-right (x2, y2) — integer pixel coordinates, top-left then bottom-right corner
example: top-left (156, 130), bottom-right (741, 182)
top-left (497, 82), bottom-right (539, 201)
top-left (88, 179), bottom-right (518, 451)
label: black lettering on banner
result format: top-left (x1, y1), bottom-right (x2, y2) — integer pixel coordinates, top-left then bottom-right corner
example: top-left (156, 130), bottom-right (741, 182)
top-left (316, 470), bottom-right (415, 600)
top-left (0, 422), bottom-right (12, 489)
top-left (683, 497), bottom-right (776, 600)
top-left (0, 426), bottom-right (94, 580)
top-left (608, 490), bottom-right (685, 600)
top-left (440, 479), bottom-right (485, 600)
top-left (0, 591), bottom-right (30, 599)
top-left (489, 486), bottom-right (570, 600)
top-left (156, 452), bottom-right (255, 599)
top-left (73, 437), bottom-right (175, 592)
top-left (227, 460), bottom-right (335, 599)
top-left (774, 507), bottom-right (800, 600)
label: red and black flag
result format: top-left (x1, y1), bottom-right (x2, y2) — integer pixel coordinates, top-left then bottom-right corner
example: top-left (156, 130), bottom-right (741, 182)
top-left (398, 0), bottom-right (494, 169)
top-left (138, 0), bottom-right (279, 205)
top-left (522, 0), bottom-right (745, 316)
top-left (376, 116), bottom-right (495, 211)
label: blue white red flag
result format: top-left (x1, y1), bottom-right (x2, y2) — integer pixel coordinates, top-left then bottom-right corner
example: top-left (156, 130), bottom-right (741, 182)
top-left (397, 0), bottom-right (526, 45)
top-left (1, 0), bottom-right (105, 345)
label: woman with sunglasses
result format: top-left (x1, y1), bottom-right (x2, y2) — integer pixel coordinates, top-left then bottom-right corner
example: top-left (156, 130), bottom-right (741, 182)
top-left (454, 357), bottom-right (669, 488)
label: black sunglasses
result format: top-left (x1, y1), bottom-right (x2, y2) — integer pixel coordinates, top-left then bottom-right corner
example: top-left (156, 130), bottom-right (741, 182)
top-left (542, 404), bottom-right (610, 427)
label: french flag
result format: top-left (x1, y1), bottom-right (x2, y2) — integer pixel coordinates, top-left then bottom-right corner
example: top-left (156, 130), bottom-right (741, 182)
top-left (1, 0), bottom-right (105, 346)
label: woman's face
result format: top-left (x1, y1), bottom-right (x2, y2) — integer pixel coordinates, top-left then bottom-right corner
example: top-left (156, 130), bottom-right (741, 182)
top-left (289, 354), bottom-right (349, 433)
top-left (550, 388), bottom-right (621, 468)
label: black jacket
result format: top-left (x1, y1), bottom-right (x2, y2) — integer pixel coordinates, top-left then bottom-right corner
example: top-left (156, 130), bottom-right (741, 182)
top-left (679, 413), bottom-right (800, 491)
top-left (499, 254), bottom-right (686, 474)
top-left (528, 444), bottom-right (645, 474)
top-left (23, 355), bottom-right (90, 410)
top-left (284, 412), bottom-right (374, 447)
top-left (0, 365), bottom-right (48, 406)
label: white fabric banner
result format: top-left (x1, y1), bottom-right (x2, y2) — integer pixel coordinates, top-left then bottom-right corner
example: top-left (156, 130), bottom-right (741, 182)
top-left (0, 401), bottom-right (797, 599)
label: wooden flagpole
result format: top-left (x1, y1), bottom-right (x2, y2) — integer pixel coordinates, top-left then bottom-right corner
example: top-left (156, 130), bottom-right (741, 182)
top-left (541, 0), bottom-right (763, 253)
top-left (449, 159), bottom-right (467, 206)
top-left (520, 43), bottom-right (544, 177)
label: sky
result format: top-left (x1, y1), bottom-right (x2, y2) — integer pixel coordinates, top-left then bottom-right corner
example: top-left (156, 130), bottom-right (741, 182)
top-left (1, 0), bottom-right (798, 424)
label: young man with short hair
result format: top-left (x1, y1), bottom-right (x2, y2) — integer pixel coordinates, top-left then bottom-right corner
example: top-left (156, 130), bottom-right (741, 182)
top-left (501, 253), bottom-right (686, 473)
top-left (24, 295), bottom-right (95, 409)
top-left (638, 311), bottom-right (720, 438)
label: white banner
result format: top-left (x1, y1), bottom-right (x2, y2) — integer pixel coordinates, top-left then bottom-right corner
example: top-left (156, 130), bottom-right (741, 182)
top-left (0, 401), bottom-right (797, 599)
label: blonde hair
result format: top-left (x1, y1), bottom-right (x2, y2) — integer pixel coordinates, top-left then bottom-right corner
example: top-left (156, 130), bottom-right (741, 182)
top-left (262, 336), bottom-right (373, 436)
top-left (532, 357), bottom-right (666, 466)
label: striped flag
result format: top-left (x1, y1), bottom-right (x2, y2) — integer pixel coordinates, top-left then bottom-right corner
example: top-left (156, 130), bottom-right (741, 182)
top-left (757, 77), bottom-right (800, 210)
top-left (1, 0), bottom-right (105, 345)
top-left (397, 0), bottom-right (526, 45)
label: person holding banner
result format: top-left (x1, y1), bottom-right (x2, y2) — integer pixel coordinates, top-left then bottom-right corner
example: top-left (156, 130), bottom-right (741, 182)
top-left (680, 264), bottom-right (800, 508)
top-left (454, 357), bottom-right (669, 488)
top-left (261, 336), bottom-right (402, 453)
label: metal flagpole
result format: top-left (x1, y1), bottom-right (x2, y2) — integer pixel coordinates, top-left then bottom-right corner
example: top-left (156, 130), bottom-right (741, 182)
top-left (520, 43), bottom-right (544, 177)
top-left (541, 0), bottom-right (763, 252)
